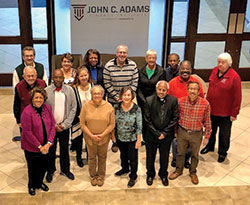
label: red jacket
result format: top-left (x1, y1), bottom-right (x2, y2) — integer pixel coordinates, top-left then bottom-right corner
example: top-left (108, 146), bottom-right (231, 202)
top-left (206, 66), bottom-right (242, 118)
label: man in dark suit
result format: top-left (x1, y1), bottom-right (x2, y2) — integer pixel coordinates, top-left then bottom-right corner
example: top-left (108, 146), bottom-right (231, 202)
top-left (144, 80), bottom-right (179, 186)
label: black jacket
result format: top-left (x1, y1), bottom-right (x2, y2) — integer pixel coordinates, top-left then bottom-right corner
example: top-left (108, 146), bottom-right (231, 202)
top-left (143, 93), bottom-right (179, 143)
top-left (137, 64), bottom-right (166, 109)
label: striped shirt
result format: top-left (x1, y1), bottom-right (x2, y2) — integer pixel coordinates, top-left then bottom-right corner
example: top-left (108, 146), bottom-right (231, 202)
top-left (103, 58), bottom-right (138, 103)
top-left (178, 96), bottom-right (211, 139)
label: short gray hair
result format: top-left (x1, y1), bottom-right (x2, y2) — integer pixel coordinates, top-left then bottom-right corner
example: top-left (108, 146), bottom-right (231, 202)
top-left (23, 66), bottom-right (37, 75)
top-left (156, 80), bottom-right (169, 90)
top-left (146, 49), bottom-right (157, 58)
top-left (91, 85), bottom-right (105, 97)
top-left (217, 52), bottom-right (232, 66)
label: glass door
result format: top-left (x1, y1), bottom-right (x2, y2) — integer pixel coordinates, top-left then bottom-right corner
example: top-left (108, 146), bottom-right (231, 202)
top-left (166, 0), bottom-right (250, 81)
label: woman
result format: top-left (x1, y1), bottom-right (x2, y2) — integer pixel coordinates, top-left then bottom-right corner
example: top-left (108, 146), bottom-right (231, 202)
top-left (200, 52), bottom-right (242, 163)
top-left (71, 66), bottom-right (93, 167)
top-left (137, 49), bottom-right (166, 109)
top-left (60, 53), bottom-right (77, 85)
top-left (80, 85), bottom-right (115, 186)
top-left (21, 87), bottom-right (55, 196)
top-left (137, 49), bottom-right (166, 146)
top-left (113, 87), bottom-right (142, 188)
top-left (83, 49), bottom-right (104, 88)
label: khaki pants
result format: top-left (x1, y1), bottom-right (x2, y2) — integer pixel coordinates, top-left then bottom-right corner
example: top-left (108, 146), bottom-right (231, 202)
top-left (176, 126), bottom-right (203, 174)
top-left (87, 141), bottom-right (109, 179)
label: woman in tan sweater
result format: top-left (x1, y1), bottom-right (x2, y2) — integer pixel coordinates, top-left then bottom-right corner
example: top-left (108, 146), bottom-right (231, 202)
top-left (80, 85), bottom-right (115, 186)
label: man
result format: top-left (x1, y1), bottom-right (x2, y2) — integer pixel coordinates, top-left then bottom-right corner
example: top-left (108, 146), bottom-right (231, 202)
top-left (13, 46), bottom-right (48, 89)
top-left (200, 52), bottom-right (242, 163)
top-left (13, 66), bottom-right (46, 141)
top-left (169, 81), bottom-right (211, 185)
top-left (144, 80), bottom-right (179, 186)
top-left (168, 60), bottom-right (204, 98)
top-left (165, 53), bottom-right (180, 82)
top-left (45, 69), bottom-right (76, 182)
top-left (103, 45), bottom-right (138, 104)
top-left (168, 60), bottom-right (204, 168)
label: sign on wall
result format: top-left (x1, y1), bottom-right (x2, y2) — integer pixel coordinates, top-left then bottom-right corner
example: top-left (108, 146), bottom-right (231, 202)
top-left (70, 0), bottom-right (150, 57)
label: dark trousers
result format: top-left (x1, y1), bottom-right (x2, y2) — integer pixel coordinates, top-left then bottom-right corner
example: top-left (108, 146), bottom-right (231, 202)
top-left (171, 138), bottom-right (191, 162)
top-left (176, 127), bottom-right (203, 174)
top-left (206, 115), bottom-right (232, 156)
top-left (117, 139), bottom-right (138, 180)
top-left (48, 129), bottom-right (70, 174)
top-left (71, 134), bottom-right (83, 160)
top-left (24, 150), bottom-right (48, 189)
top-left (145, 137), bottom-right (173, 178)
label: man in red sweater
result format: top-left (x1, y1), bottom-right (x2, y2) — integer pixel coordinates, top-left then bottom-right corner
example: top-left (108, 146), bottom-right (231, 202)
top-left (168, 60), bottom-right (204, 168)
top-left (13, 66), bottom-right (46, 141)
top-left (200, 52), bottom-right (242, 163)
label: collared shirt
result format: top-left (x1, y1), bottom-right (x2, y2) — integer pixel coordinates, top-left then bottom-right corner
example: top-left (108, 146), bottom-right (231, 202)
top-left (168, 75), bottom-right (204, 99)
top-left (178, 96), bottom-right (211, 139)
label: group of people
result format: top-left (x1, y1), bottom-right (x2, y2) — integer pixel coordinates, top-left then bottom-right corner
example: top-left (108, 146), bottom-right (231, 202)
top-left (13, 45), bottom-right (242, 196)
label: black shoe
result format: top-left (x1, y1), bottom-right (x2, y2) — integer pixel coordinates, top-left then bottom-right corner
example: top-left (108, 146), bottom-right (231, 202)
top-left (160, 177), bottom-right (169, 186)
top-left (12, 136), bottom-right (21, 142)
top-left (218, 155), bottom-right (226, 163)
top-left (77, 158), bottom-right (84, 168)
top-left (184, 161), bottom-right (190, 169)
top-left (28, 187), bottom-right (36, 196)
top-left (171, 160), bottom-right (176, 167)
top-left (115, 169), bottom-right (129, 176)
top-left (200, 147), bottom-right (214, 154)
top-left (127, 179), bottom-right (136, 188)
top-left (46, 172), bottom-right (53, 183)
top-left (146, 177), bottom-right (154, 186)
top-left (40, 183), bottom-right (49, 192)
top-left (60, 171), bottom-right (75, 180)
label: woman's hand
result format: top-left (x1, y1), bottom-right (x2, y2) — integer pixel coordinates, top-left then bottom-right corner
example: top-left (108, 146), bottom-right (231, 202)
top-left (135, 139), bottom-right (141, 149)
top-left (40, 143), bottom-right (50, 154)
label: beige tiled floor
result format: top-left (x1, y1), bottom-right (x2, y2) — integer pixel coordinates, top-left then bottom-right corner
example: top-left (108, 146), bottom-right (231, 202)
top-left (0, 83), bottom-right (250, 204)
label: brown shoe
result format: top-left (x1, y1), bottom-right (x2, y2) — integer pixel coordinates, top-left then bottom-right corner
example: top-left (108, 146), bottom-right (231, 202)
top-left (97, 178), bottom-right (104, 187)
top-left (90, 177), bottom-right (97, 186)
top-left (190, 173), bottom-right (199, 185)
top-left (169, 171), bottom-right (182, 180)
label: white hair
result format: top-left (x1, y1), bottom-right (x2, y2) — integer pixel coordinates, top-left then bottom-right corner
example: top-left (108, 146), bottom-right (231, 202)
top-left (23, 66), bottom-right (37, 75)
top-left (146, 49), bottom-right (157, 58)
top-left (156, 80), bottom-right (169, 90)
top-left (116, 44), bottom-right (128, 52)
top-left (91, 85), bottom-right (105, 97)
top-left (217, 52), bottom-right (232, 66)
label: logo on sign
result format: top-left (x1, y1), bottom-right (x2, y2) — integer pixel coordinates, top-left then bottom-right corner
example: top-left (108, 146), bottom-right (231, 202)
top-left (71, 4), bottom-right (87, 21)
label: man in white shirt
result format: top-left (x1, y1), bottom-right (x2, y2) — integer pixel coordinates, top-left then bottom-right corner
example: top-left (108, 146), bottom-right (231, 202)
top-left (45, 69), bottom-right (76, 182)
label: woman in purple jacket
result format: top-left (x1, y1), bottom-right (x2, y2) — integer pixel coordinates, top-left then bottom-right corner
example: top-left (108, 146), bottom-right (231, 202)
top-left (21, 87), bottom-right (55, 196)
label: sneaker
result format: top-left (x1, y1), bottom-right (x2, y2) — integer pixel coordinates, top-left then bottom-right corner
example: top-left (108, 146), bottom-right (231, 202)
top-left (115, 169), bottom-right (129, 176)
top-left (127, 179), bottom-right (136, 188)
top-left (90, 177), bottom-right (97, 186)
top-left (97, 178), bottom-right (104, 187)
top-left (60, 171), bottom-right (75, 180)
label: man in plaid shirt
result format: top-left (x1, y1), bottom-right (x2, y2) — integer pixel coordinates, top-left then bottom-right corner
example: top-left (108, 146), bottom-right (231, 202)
top-left (169, 81), bottom-right (211, 185)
